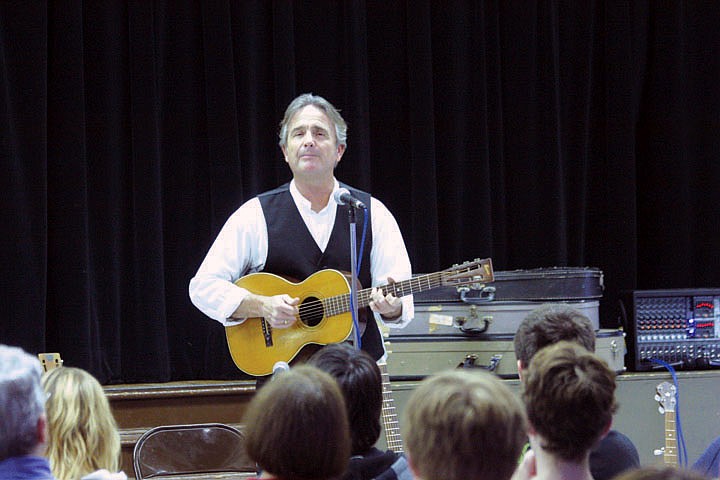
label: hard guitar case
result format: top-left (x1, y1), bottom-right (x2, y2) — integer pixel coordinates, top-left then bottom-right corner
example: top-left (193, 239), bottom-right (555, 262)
top-left (387, 267), bottom-right (625, 378)
top-left (385, 329), bottom-right (626, 379)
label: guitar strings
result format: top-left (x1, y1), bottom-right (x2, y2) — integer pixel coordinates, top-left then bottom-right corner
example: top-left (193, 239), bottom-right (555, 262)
top-left (292, 271), bottom-right (454, 321)
top-left (289, 266), bottom-right (487, 321)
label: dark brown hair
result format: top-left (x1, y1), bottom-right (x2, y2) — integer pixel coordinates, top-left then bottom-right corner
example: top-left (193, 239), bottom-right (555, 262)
top-left (514, 303), bottom-right (596, 367)
top-left (522, 341), bottom-right (617, 461)
top-left (614, 466), bottom-right (711, 480)
top-left (244, 365), bottom-right (350, 480)
top-left (308, 343), bottom-right (383, 455)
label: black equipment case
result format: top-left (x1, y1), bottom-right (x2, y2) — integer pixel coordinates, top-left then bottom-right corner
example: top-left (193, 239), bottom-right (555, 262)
top-left (396, 266), bottom-right (604, 336)
top-left (387, 267), bottom-right (626, 378)
top-left (413, 266), bottom-right (604, 303)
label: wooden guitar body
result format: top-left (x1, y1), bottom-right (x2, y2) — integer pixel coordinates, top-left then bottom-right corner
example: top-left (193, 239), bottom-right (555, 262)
top-left (225, 258), bottom-right (493, 376)
top-left (225, 269), bottom-right (353, 376)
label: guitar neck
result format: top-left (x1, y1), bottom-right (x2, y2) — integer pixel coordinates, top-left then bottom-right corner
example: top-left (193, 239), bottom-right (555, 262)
top-left (323, 271), bottom-right (448, 317)
top-left (365, 272), bottom-right (446, 303)
top-left (378, 361), bottom-right (403, 452)
top-left (664, 410), bottom-right (678, 466)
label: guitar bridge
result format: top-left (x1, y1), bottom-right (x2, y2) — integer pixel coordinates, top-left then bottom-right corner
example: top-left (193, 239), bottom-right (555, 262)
top-left (261, 319), bottom-right (273, 347)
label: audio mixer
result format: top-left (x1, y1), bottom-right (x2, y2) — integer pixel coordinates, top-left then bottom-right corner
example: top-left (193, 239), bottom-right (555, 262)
top-left (621, 289), bottom-right (720, 371)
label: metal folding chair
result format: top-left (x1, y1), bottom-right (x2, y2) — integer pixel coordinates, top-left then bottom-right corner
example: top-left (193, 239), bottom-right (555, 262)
top-left (132, 423), bottom-right (256, 479)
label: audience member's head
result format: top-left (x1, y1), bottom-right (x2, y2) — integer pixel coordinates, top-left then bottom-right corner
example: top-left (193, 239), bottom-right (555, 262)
top-left (0, 344), bottom-right (48, 462)
top-left (514, 303), bottom-right (595, 371)
top-left (308, 342), bottom-right (383, 455)
top-left (614, 466), bottom-right (711, 480)
top-left (244, 364), bottom-right (350, 480)
top-left (42, 366), bottom-right (121, 480)
top-left (523, 341), bottom-right (617, 462)
top-left (402, 369), bottom-right (527, 480)
top-left (513, 303), bottom-right (639, 480)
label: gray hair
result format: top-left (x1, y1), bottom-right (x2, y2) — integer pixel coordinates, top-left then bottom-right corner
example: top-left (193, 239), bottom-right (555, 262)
top-left (0, 344), bottom-right (46, 460)
top-left (278, 93), bottom-right (348, 149)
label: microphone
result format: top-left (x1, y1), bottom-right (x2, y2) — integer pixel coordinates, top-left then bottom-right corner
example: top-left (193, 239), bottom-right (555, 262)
top-left (271, 361), bottom-right (290, 381)
top-left (333, 188), bottom-right (366, 209)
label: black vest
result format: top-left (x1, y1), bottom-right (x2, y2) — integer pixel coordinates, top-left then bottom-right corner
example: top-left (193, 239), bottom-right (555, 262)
top-left (257, 183), bottom-right (383, 360)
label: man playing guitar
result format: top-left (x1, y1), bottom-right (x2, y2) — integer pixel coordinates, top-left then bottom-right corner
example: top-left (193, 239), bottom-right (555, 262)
top-left (189, 93), bottom-right (413, 371)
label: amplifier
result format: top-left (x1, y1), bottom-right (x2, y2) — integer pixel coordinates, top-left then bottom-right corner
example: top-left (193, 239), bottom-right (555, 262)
top-left (621, 289), bottom-right (720, 371)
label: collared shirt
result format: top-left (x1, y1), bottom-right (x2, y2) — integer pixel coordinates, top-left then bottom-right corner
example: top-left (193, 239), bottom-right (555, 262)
top-left (189, 179), bottom-right (414, 329)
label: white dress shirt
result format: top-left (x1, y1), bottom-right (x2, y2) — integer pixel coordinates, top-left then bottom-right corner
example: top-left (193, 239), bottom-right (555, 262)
top-left (189, 179), bottom-right (414, 328)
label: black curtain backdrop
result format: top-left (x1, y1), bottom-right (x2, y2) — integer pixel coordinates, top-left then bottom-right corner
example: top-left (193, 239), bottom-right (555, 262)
top-left (2, 1), bottom-right (719, 383)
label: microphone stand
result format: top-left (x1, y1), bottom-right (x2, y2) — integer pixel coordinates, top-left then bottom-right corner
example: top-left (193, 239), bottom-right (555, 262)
top-left (347, 206), bottom-right (362, 349)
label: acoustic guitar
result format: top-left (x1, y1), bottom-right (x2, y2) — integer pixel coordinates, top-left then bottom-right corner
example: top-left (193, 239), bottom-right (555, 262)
top-left (225, 258), bottom-right (494, 376)
top-left (654, 381), bottom-right (678, 466)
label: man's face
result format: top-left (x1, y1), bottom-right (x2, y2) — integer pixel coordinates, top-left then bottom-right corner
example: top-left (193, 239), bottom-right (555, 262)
top-left (282, 105), bottom-right (345, 181)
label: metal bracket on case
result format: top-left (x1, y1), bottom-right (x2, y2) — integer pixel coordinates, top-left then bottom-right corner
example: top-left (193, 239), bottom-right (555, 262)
top-left (458, 285), bottom-right (496, 304)
top-left (456, 306), bottom-right (492, 334)
top-left (458, 353), bottom-right (503, 373)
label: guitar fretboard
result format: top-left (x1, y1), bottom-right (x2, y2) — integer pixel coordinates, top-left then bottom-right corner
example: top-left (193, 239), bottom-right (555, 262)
top-left (378, 361), bottom-right (403, 452)
top-left (655, 381), bottom-right (678, 467)
top-left (322, 271), bottom-right (453, 317)
top-left (664, 411), bottom-right (678, 466)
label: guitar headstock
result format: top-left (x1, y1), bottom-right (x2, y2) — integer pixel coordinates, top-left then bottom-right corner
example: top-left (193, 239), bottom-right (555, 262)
top-left (378, 321), bottom-right (392, 355)
top-left (441, 258), bottom-right (494, 287)
top-left (38, 353), bottom-right (63, 373)
top-left (655, 381), bottom-right (677, 414)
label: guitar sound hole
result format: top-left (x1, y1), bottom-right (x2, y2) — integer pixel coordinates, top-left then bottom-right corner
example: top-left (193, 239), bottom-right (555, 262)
top-left (299, 296), bottom-right (324, 327)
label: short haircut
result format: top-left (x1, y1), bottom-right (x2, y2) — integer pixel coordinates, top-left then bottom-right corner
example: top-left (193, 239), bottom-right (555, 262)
top-left (522, 341), bottom-right (618, 461)
top-left (244, 365), bottom-right (350, 480)
top-left (42, 366), bottom-right (121, 479)
top-left (308, 343), bottom-right (382, 455)
top-left (403, 370), bottom-right (528, 480)
top-left (0, 344), bottom-right (46, 461)
top-left (278, 93), bottom-right (348, 149)
top-left (514, 303), bottom-right (596, 367)
top-left (613, 466), bottom-right (710, 480)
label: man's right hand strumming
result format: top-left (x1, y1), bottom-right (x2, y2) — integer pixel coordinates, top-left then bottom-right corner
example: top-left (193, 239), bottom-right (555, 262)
top-left (231, 293), bottom-right (299, 329)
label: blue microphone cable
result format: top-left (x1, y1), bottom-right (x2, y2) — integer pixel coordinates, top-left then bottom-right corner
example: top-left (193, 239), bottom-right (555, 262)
top-left (349, 205), bottom-right (369, 350)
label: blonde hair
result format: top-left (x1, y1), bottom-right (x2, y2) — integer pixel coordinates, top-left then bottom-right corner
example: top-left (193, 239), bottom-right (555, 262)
top-left (403, 370), bottom-right (528, 480)
top-left (42, 367), bottom-right (121, 480)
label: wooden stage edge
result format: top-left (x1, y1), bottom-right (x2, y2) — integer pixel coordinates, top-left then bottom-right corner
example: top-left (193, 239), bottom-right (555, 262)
top-left (108, 371), bottom-right (720, 478)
